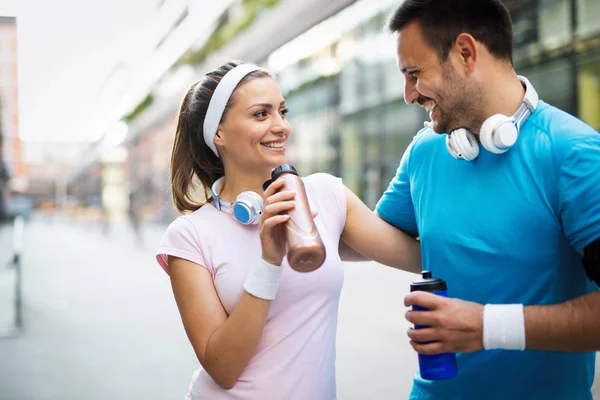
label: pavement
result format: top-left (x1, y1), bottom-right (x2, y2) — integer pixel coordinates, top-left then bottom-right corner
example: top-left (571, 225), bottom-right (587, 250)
top-left (0, 214), bottom-right (598, 400)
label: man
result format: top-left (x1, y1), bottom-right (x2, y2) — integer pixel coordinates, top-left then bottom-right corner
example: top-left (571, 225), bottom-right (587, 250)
top-left (375, 0), bottom-right (600, 399)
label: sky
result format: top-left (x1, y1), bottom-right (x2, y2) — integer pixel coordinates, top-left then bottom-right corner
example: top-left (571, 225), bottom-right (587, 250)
top-left (0, 0), bottom-right (156, 143)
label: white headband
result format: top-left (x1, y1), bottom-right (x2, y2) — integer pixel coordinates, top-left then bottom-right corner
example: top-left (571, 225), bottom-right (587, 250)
top-left (202, 64), bottom-right (265, 157)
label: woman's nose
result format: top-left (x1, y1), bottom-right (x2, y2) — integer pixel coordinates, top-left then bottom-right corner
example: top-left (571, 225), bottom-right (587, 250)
top-left (271, 116), bottom-right (290, 135)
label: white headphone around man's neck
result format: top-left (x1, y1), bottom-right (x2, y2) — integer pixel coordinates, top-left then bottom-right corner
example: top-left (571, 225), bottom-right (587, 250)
top-left (445, 75), bottom-right (539, 161)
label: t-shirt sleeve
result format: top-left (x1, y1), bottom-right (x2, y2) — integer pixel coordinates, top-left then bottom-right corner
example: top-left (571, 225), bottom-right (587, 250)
top-left (557, 128), bottom-right (600, 251)
top-left (376, 139), bottom-right (418, 235)
top-left (156, 216), bottom-right (208, 275)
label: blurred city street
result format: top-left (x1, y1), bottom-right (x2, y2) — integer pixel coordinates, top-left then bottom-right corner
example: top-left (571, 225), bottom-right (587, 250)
top-left (0, 215), bottom-right (598, 400)
top-left (0, 214), bottom-right (418, 400)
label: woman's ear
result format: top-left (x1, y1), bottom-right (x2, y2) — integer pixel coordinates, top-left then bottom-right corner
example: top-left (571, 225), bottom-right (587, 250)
top-left (213, 130), bottom-right (224, 147)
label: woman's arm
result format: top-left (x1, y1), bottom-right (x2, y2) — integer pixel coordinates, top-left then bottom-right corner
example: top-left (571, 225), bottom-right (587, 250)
top-left (340, 186), bottom-right (421, 273)
top-left (169, 179), bottom-right (296, 389)
top-left (169, 258), bottom-right (272, 390)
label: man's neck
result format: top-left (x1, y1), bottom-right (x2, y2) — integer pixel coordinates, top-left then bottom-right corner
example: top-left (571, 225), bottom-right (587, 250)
top-left (479, 69), bottom-right (526, 131)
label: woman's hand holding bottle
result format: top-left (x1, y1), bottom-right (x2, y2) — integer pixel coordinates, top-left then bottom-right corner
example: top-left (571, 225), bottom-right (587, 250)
top-left (259, 179), bottom-right (295, 266)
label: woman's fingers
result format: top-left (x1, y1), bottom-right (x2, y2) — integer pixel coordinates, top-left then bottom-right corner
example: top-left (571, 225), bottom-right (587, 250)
top-left (261, 214), bottom-right (290, 229)
top-left (263, 178), bottom-right (285, 198)
top-left (263, 201), bottom-right (295, 217)
top-left (265, 190), bottom-right (295, 206)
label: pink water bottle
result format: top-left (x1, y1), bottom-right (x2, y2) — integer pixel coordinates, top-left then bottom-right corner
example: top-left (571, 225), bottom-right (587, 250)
top-left (264, 164), bottom-right (326, 272)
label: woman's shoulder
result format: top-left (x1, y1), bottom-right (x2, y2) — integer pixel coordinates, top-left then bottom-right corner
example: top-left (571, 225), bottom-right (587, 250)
top-left (302, 173), bottom-right (346, 200)
top-left (165, 205), bottom-right (219, 236)
top-left (301, 172), bottom-right (347, 215)
top-left (302, 172), bottom-right (343, 188)
top-left (157, 207), bottom-right (220, 274)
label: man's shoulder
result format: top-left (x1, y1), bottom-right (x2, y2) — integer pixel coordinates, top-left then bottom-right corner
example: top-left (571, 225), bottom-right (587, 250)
top-left (528, 101), bottom-right (599, 143)
top-left (406, 127), bottom-right (445, 158)
top-left (413, 126), bottom-right (442, 145)
top-left (523, 101), bottom-right (600, 166)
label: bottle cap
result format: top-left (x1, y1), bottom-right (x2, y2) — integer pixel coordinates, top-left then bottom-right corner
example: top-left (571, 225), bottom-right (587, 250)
top-left (410, 270), bottom-right (447, 292)
top-left (270, 164), bottom-right (298, 181)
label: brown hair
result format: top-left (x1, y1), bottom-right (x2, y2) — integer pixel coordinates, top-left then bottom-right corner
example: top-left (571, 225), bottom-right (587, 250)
top-left (387, 0), bottom-right (513, 64)
top-left (170, 61), bottom-right (271, 214)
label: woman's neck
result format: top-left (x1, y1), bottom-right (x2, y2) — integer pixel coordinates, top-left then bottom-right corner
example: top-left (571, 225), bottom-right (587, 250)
top-left (217, 167), bottom-right (272, 202)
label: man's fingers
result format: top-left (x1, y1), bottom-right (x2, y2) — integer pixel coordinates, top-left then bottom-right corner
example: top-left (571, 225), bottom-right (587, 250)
top-left (407, 327), bottom-right (442, 343)
top-left (404, 291), bottom-right (445, 309)
top-left (410, 340), bottom-right (445, 355)
top-left (405, 309), bottom-right (439, 327)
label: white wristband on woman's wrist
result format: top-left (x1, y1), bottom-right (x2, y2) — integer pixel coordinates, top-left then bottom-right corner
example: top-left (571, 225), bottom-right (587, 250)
top-left (243, 258), bottom-right (283, 300)
top-left (483, 304), bottom-right (526, 351)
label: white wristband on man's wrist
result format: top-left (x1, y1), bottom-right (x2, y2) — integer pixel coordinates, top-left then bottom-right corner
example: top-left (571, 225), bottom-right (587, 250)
top-left (483, 304), bottom-right (526, 351)
top-left (243, 258), bottom-right (283, 300)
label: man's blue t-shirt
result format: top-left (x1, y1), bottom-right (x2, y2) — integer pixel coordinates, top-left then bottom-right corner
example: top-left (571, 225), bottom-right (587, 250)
top-left (376, 100), bottom-right (600, 400)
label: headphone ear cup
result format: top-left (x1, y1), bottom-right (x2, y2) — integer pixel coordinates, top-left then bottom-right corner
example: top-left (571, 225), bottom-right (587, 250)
top-left (480, 114), bottom-right (517, 154)
top-left (446, 134), bottom-right (460, 159)
top-left (233, 191), bottom-right (264, 225)
top-left (446, 128), bottom-right (480, 161)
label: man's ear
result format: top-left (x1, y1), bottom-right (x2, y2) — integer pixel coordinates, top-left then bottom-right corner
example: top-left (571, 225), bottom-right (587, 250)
top-left (454, 33), bottom-right (478, 74)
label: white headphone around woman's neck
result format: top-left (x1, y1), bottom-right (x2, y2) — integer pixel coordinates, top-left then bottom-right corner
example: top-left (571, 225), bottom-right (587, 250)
top-left (445, 75), bottom-right (539, 161)
top-left (210, 177), bottom-right (263, 225)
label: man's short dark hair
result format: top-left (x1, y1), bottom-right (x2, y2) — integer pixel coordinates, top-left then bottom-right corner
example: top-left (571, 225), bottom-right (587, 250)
top-left (387, 0), bottom-right (514, 63)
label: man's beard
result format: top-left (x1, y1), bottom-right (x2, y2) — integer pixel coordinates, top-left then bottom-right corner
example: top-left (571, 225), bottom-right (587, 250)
top-left (432, 65), bottom-right (482, 135)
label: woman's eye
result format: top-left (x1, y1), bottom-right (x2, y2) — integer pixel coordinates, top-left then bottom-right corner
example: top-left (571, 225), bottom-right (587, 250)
top-left (254, 111), bottom-right (267, 118)
top-left (280, 108), bottom-right (289, 117)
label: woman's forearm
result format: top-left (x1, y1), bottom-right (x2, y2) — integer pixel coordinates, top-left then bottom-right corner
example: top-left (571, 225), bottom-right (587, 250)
top-left (202, 292), bottom-right (271, 389)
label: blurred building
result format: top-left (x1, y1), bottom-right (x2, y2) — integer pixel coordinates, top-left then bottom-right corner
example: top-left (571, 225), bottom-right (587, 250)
top-left (24, 141), bottom-right (87, 213)
top-left (0, 16), bottom-right (22, 218)
top-left (69, 0), bottom-right (600, 222)
top-left (65, 0), bottom-right (238, 220)
top-left (67, 0), bottom-right (356, 224)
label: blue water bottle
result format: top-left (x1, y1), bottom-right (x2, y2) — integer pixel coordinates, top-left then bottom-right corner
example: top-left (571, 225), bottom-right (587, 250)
top-left (410, 270), bottom-right (458, 380)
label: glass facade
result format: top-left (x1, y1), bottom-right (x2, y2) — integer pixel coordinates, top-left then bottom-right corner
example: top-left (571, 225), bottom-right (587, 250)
top-left (577, 0), bottom-right (600, 38)
top-left (578, 50), bottom-right (600, 130)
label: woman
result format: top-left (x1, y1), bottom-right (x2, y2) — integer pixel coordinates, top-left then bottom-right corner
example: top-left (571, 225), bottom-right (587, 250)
top-left (156, 60), bottom-right (421, 399)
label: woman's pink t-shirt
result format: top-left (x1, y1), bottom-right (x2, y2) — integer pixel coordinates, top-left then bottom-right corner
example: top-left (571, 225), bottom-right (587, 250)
top-left (156, 173), bottom-right (347, 400)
